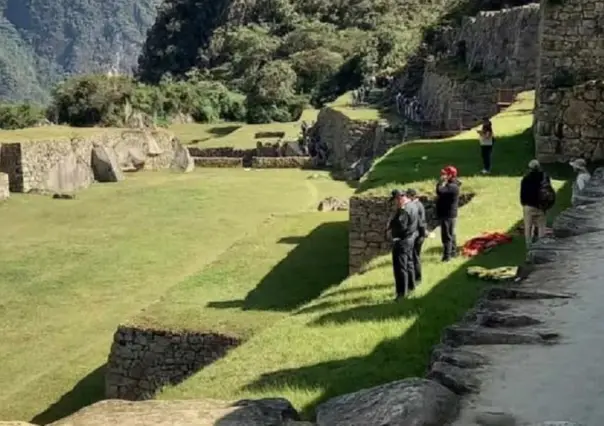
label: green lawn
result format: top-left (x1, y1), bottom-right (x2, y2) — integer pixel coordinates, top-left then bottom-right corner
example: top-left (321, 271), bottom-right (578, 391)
top-left (170, 108), bottom-right (319, 148)
top-left (0, 169), bottom-right (353, 423)
top-left (154, 91), bottom-right (573, 418)
top-left (0, 91), bottom-right (576, 424)
top-left (0, 126), bottom-right (120, 142)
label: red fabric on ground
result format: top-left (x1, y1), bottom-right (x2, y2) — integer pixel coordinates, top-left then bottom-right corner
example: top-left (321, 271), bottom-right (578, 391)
top-left (462, 232), bottom-right (513, 257)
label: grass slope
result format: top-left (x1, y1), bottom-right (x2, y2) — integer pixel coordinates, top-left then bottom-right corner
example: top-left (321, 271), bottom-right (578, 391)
top-left (0, 169), bottom-right (352, 422)
top-left (156, 91), bottom-right (574, 418)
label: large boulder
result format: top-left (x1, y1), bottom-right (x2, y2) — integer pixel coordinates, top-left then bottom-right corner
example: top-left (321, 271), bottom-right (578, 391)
top-left (45, 151), bottom-right (93, 195)
top-left (145, 133), bottom-right (164, 156)
top-left (318, 196), bottom-right (349, 211)
top-left (171, 142), bottom-right (194, 173)
top-left (91, 145), bottom-right (124, 183)
top-left (49, 398), bottom-right (301, 426)
top-left (315, 378), bottom-right (460, 426)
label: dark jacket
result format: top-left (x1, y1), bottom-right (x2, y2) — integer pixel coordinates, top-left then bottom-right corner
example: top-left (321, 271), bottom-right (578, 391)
top-left (413, 199), bottom-right (427, 236)
top-left (435, 178), bottom-right (461, 219)
top-left (520, 170), bottom-right (550, 208)
top-left (389, 203), bottom-right (419, 241)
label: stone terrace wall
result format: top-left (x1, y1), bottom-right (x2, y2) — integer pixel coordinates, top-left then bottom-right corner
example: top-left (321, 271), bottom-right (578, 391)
top-left (19, 138), bottom-right (94, 193)
top-left (312, 107), bottom-right (395, 171)
top-left (0, 130), bottom-right (177, 193)
top-left (535, 80), bottom-right (604, 161)
top-left (251, 156), bottom-right (312, 169)
top-left (418, 5), bottom-right (538, 129)
top-left (349, 193), bottom-right (474, 274)
top-left (187, 147), bottom-right (254, 158)
top-left (442, 4), bottom-right (539, 87)
top-left (106, 325), bottom-right (240, 400)
top-left (193, 157), bottom-right (243, 167)
top-left (535, 0), bottom-right (604, 162)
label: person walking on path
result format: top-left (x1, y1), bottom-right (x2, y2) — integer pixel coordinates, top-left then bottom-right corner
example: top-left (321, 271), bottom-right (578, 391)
top-left (477, 118), bottom-right (494, 174)
top-left (406, 188), bottom-right (427, 283)
top-left (436, 165), bottom-right (461, 262)
top-left (570, 158), bottom-right (591, 206)
top-left (386, 189), bottom-right (419, 300)
top-left (520, 159), bottom-right (554, 249)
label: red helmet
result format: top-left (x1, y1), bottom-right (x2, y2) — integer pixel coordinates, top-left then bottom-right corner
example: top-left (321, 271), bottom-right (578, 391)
top-left (441, 165), bottom-right (458, 177)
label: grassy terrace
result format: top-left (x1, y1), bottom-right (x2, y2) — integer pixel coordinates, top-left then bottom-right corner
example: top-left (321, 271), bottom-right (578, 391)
top-left (144, 91), bottom-right (572, 416)
top-left (0, 169), bottom-right (352, 422)
top-left (0, 91), bottom-right (575, 424)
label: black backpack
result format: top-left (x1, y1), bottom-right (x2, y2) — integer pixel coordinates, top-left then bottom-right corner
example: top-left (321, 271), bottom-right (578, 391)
top-left (537, 174), bottom-right (556, 211)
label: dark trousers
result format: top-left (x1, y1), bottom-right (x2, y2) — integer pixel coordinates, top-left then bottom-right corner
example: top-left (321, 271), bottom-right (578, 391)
top-left (392, 238), bottom-right (415, 297)
top-left (440, 218), bottom-right (457, 260)
top-left (413, 236), bottom-right (425, 282)
top-left (481, 145), bottom-right (493, 172)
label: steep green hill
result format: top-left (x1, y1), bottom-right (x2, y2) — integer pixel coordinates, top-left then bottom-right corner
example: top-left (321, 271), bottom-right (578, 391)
top-left (137, 0), bottom-right (538, 106)
top-left (0, 0), bottom-right (161, 103)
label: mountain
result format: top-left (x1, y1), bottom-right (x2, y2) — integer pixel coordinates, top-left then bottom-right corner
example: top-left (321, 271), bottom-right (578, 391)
top-left (0, 0), bottom-right (161, 103)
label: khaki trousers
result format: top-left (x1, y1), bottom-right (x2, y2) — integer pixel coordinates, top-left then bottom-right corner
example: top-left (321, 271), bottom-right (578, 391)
top-left (523, 205), bottom-right (546, 248)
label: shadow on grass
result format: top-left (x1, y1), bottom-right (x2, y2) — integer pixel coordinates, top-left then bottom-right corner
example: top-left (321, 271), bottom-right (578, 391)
top-left (207, 221), bottom-right (349, 313)
top-left (239, 181), bottom-right (571, 420)
top-left (30, 364), bottom-right (106, 425)
top-left (208, 125), bottom-right (241, 137)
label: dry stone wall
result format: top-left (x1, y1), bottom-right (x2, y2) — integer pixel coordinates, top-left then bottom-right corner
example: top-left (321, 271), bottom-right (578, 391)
top-left (251, 156), bottom-right (312, 169)
top-left (418, 5), bottom-right (539, 129)
top-left (442, 4), bottom-right (539, 87)
top-left (193, 157), bottom-right (243, 167)
top-left (535, 0), bottom-right (604, 162)
top-left (349, 193), bottom-right (474, 274)
top-left (534, 80), bottom-right (604, 161)
top-left (106, 325), bottom-right (240, 400)
top-left (187, 147), bottom-right (254, 158)
top-left (311, 107), bottom-right (399, 171)
top-left (0, 130), bottom-right (179, 194)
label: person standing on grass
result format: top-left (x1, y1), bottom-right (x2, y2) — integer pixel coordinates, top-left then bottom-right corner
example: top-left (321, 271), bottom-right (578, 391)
top-left (569, 158), bottom-right (591, 206)
top-left (520, 159), bottom-right (554, 249)
top-left (436, 165), bottom-right (461, 262)
top-left (406, 188), bottom-right (427, 283)
top-left (386, 189), bottom-right (419, 300)
top-left (477, 117), bottom-right (494, 174)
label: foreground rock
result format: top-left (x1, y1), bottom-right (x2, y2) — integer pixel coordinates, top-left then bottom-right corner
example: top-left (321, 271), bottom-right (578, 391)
top-left (171, 142), bottom-right (194, 173)
top-left (91, 145), bottom-right (124, 183)
top-left (49, 398), bottom-right (303, 426)
top-left (315, 378), bottom-right (460, 426)
top-left (317, 196), bottom-right (349, 211)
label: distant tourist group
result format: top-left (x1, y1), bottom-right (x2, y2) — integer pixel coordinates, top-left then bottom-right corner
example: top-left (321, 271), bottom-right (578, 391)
top-left (395, 93), bottom-right (424, 123)
top-left (386, 117), bottom-right (591, 300)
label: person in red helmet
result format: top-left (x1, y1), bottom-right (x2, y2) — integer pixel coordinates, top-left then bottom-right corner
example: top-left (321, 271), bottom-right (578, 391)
top-left (436, 165), bottom-right (462, 261)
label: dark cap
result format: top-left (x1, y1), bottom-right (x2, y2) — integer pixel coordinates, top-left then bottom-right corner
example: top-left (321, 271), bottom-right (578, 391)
top-left (405, 188), bottom-right (417, 198)
top-left (389, 189), bottom-right (403, 200)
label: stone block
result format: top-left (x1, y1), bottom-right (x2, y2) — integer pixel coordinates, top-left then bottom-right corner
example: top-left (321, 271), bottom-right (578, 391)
top-left (0, 172), bottom-right (9, 200)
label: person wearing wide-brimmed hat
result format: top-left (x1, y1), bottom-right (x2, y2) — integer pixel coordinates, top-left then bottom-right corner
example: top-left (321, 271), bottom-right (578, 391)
top-left (569, 158), bottom-right (591, 206)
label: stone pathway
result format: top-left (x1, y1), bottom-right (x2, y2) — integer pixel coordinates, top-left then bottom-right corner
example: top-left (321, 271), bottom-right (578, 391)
top-left (428, 169), bottom-right (604, 426)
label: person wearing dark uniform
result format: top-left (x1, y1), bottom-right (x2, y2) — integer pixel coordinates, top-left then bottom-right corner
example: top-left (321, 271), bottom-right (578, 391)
top-left (436, 165), bottom-right (461, 262)
top-left (406, 188), bottom-right (427, 282)
top-left (386, 189), bottom-right (419, 300)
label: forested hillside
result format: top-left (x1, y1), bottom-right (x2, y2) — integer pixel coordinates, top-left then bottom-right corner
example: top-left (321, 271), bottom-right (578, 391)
top-left (137, 0), bottom-right (536, 106)
top-left (0, 0), bottom-right (160, 103)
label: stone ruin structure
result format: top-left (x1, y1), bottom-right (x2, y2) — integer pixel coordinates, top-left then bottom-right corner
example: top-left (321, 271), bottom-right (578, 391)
top-left (0, 130), bottom-right (194, 197)
top-left (534, 0), bottom-right (604, 162)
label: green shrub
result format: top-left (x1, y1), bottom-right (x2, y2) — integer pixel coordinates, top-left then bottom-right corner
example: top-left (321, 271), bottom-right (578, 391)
top-left (0, 103), bottom-right (47, 129)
